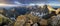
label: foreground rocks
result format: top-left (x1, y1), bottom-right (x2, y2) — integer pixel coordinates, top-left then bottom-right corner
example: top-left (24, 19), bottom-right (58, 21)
top-left (0, 14), bottom-right (13, 26)
top-left (14, 14), bottom-right (40, 26)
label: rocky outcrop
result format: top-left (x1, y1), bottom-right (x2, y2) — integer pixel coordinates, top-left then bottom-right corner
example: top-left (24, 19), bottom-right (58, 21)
top-left (0, 14), bottom-right (13, 26)
top-left (14, 14), bottom-right (40, 26)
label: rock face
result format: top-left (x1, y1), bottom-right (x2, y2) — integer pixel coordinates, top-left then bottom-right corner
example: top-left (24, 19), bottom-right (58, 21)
top-left (0, 14), bottom-right (13, 26)
top-left (39, 19), bottom-right (48, 25)
top-left (14, 15), bottom-right (27, 26)
top-left (56, 8), bottom-right (60, 14)
top-left (50, 14), bottom-right (60, 26)
top-left (14, 13), bottom-right (53, 26)
top-left (30, 5), bottom-right (49, 19)
top-left (14, 14), bottom-right (40, 26)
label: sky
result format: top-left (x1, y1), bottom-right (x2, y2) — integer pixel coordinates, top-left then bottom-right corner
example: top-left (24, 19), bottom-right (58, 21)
top-left (0, 0), bottom-right (60, 6)
top-left (0, 0), bottom-right (60, 4)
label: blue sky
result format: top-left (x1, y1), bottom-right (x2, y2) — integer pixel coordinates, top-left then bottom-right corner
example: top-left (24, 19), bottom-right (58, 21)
top-left (0, 0), bottom-right (60, 6)
top-left (0, 0), bottom-right (60, 4)
top-left (0, 0), bottom-right (60, 7)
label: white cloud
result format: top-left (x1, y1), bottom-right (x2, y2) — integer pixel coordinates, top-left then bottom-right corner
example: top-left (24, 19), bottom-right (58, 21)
top-left (29, 3), bottom-right (35, 6)
top-left (0, 3), bottom-right (20, 7)
top-left (14, 1), bottom-right (21, 4)
top-left (48, 3), bottom-right (60, 6)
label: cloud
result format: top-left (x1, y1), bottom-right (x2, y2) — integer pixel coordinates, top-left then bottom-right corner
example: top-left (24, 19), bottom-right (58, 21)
top-left (14, 1), bottom-right (22, 4)
top-left (0, 3), bottom-right (20, 7)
